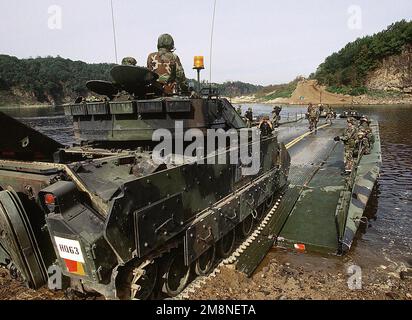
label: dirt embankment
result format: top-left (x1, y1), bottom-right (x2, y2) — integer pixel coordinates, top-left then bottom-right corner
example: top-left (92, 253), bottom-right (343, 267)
top-left (288, 79), bottom-right (352, 105)
top-left (230, 79), bottom-right (412, 105)
top-left (189, 252), bottom-right (412, 300)
top-left (1, 251), bottom-right (411, 300)
top-left (0, 268), bottom-right (64, 300)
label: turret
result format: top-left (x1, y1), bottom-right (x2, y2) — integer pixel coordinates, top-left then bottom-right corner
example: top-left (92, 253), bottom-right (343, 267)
top-left (64, 65), bottom-right (245, 148)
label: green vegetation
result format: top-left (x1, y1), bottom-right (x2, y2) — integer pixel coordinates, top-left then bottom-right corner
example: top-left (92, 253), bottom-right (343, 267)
top-left (0, 55), bottom-right (114, 104)
top-left (0, 54), bottom-right (262, 105)
top-left (215, 81), bottom-right (263, 97)
top-left (326, 86), bottom-right (368, 96)
top-left (192, 80), bottom-right (262, 97)
top-left (313, 20), bottom-right (412, 95)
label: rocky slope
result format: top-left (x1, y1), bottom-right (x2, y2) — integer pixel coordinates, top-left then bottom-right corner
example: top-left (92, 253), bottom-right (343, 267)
top-left (366, 44), bottom-right (412, 94)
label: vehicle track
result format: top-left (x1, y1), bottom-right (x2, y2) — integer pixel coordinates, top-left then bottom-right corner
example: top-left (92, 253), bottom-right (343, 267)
top-left (174, 195), bottom-right (283, 300)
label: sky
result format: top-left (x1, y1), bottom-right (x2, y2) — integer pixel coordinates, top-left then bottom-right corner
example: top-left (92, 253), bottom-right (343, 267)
top-left (0, 0), bottom-right (411, 86)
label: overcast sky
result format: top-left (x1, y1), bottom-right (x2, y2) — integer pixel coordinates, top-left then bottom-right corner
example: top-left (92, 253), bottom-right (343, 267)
top-left (1, 0), bottom-right (411, 85)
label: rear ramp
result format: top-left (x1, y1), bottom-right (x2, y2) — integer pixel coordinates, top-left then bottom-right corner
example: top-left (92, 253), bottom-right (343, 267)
top-left (277, 120), bottom-right (381, 255)
top-left (235, 119), bottom-right (381, 276)
top-left (276, 142), bottom-right (346, 254)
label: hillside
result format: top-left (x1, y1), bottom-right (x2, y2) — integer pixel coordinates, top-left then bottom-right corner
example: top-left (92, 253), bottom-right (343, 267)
top-left (0, 55), bottom-right (114, 106)
top-left (313, 20), bottom-right (412, 95)
top-left (0, 54), bottom-right (263, 107)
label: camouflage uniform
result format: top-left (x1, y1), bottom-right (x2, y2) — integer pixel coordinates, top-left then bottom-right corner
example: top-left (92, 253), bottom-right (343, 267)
top-left (258, 116), bottom-right (273, 136)
top-left (121, 57), bottom-right (137, 66)
top-left (358, 116), bottom-right (374, 154)
top-left (355, 130), bottom-right (368, 158)
top-left (86, 95), bottom-right (105, 102)
top-left (271, 106), bottom-right (282, 128)
top-left (339, 118), bottom-right (358, 173)
top-left (307, 103), bottom-right (319, 131)
top-left (325, 105), bottom-right (334, 124)
top-left (147, 34), bottom-right (188, 94)
top-left (236, 106), bottom-right (242, 115)
top-left (245, 108), bottom-right (253, 128)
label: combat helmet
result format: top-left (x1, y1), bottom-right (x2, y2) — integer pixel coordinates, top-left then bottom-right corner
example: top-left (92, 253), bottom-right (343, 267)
top-left (360, 115), bottom-right (369, 123)
top-left (157, 34), bottom-right (175, 51)
top-left (121, 57), bottom-right (137, 66)
top-left (357, 130), bottom-right (365, 139)
top-left (347, 117), bottom-right (357, 125)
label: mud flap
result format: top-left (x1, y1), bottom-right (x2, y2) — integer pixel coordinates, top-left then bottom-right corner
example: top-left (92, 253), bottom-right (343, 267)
top-left (0, 188), bottom-right (47, 288)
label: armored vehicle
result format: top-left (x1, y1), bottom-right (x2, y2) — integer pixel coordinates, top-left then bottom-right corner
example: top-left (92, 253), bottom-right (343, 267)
top-left (0, 65), bottom-right (290, 299)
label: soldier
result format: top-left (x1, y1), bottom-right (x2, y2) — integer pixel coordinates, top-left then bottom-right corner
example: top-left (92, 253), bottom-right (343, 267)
top-left (355, 130), bottom-right (368, 158)
top-left (245, 107), bottom-right (253, 128)
top-left (237, 105), bottom-right (242, 115)
top-left (147, 33), bottom-right (188, 94)
top-left (121, 57), bottom-right (137, 66)
top-left (318, 103), bottom-right (324, 114)
top-left (334, 118), bottom-right (358, 173)
top-left (258, 115), bottom-right (274, 136)
top-left (358, 116), bottom-right (374, 154)
top-left (325, 104), bottom-right (334, 124)
top-left (307, 103), bottom-right (319, 131)
top-left (271, 106), bottom-right (282, 128)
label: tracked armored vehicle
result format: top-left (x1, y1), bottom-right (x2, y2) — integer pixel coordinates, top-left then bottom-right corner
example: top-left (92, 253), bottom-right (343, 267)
top-left (0, 65), bottom-right (290, 299)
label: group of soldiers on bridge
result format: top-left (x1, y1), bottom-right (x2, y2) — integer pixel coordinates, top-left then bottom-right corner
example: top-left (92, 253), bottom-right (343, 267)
top-left (335, 115), bottom-right (375, 174)
top-left (306, 103), bottom-right (335, 131)
top-left (236, 105), bottom-right (282, 136)
top-left (306, 103), bottom-right (374, 174)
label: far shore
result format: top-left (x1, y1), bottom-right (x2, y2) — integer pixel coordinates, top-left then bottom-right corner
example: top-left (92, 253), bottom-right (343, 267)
top-left (0, 104), bottom-right (53, 109)
top-left (227, 101), bottom-right (412, 107)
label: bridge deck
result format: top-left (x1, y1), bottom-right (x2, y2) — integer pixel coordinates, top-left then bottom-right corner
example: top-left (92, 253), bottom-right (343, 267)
top-left (277, 120), bottom-right (348, 253)
top-left (236, 119), bottom-right (360, 275)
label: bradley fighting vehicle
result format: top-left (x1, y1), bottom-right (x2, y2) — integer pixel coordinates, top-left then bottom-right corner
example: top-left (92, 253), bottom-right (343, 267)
top-left (0, 64), bottom-right (290, 299)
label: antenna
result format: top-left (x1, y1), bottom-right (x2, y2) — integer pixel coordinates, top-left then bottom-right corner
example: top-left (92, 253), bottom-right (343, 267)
top-left (110, 0), bottom-right (119, 64)
top-left (209, 0), bottom-right (217, 84)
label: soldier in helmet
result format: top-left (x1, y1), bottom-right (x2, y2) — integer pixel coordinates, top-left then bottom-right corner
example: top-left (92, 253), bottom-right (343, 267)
top-left (307, 103), bottom-right (319, 131)
top-left (236, 105), bottom-right (242, 115)
top-left (325, 104), bottom-right (334, 124)
top-left (355, 130), bottom-right (368, 157)
top-left (334, 118), bottom-right (358, 173)
top-left (271, 106), bottom-right (282, 128)
top-left (358, 116), bottom-right (374, 154)
top-left (318, 103), bottom-right (324, 114)
top-left (147, 33), bottom-right (188, 94)
top-left (258, 115), bottom-right (274, 136)
top-left (244, 107), bottom-right (253, 128)
top-left (121, 57), bottom-right (137, 66)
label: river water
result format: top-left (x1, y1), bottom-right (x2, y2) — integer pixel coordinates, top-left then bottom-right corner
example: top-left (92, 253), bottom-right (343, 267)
top-left (2, 104), bottom-right (412, 272)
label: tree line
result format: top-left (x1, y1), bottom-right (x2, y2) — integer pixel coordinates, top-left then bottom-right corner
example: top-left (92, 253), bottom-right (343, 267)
top-left (0, 54), bottom-right (262, 104)
top-left (0, 55), bottom-right (114, 104)
top-left (312, 20), bottom-right (412, 95)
